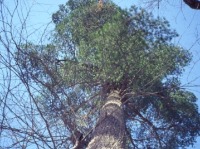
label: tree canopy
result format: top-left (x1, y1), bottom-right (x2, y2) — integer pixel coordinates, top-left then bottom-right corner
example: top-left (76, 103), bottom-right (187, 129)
top-left (1, 0), bottom-right (200, 148)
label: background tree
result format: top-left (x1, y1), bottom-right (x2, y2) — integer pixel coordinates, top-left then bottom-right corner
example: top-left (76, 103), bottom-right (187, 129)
top-left (1, 0), bottom-right (200, 148)
top-left (143, 0), bottom-right (200, 10)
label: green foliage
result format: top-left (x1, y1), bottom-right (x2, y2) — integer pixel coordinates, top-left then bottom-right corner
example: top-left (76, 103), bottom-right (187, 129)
top-left (53, 1), bottom-right (191, 94)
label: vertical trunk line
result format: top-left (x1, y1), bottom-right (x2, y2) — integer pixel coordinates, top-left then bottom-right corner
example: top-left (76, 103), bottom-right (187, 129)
top-left (87, 90), bottom-right (125, 149)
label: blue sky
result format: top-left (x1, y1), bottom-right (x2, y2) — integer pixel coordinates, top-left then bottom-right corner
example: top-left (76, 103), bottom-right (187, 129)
top-left (1, 0), bottom-right (200, 148)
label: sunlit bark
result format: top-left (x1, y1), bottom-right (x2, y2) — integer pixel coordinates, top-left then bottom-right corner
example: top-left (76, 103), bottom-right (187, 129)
top-left (87, 91), bottom-right (125, 149)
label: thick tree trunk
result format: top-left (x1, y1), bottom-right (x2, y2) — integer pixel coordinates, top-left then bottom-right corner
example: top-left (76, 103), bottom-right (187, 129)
top-left (87, 91), bottom-right (125, 149)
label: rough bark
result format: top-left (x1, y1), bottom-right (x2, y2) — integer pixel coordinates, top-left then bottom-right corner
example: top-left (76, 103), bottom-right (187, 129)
top-left (184, 0), bottom-right (200, 9)
top-left (87, 91), bottom-right (125, 149)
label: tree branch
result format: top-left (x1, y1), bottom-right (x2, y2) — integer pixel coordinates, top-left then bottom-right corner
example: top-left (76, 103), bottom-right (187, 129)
top-left (184, 0), bottom-right (200, 9)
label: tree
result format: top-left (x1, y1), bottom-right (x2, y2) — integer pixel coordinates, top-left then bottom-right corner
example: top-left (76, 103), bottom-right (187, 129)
top-left (1, 0), bottom-right (200, 148)
top-left (50, 1), bottom-right (200, 148)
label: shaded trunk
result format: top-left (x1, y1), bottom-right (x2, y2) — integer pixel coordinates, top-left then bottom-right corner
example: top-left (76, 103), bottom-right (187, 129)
top-left (87, 91), bottom-right (125, 149)
top-left (184, 0), bottom-right (200, 9)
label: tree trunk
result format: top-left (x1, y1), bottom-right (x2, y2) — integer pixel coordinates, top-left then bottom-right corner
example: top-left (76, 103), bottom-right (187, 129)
top-left (184, 0), bottom-right (200, 9)
top-left (87, 90), bottom-right (125, 149)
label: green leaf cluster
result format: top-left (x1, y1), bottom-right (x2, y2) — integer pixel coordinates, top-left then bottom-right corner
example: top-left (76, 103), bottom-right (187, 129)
top-left (53, 1), bottom-right (191, 94)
